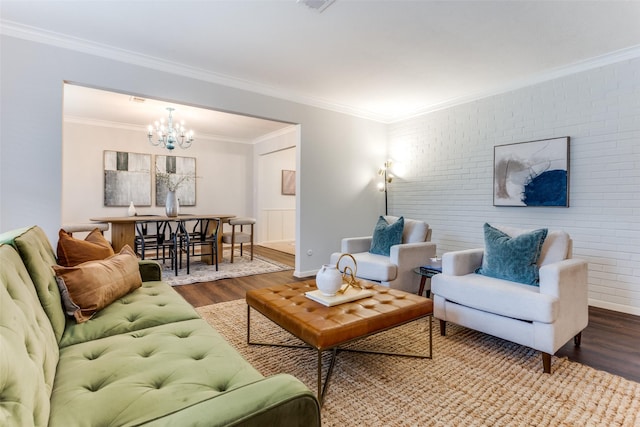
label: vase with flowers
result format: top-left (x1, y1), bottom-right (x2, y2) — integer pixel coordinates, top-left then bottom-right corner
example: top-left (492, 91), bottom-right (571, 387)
top-left (155, 170), bottom-right (196, 217)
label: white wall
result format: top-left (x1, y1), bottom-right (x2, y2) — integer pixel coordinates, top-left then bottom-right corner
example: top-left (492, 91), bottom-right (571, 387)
top-left (0, 35), bottom-right (387, 277)
top-left (254, 128), bottom-right (297, 243)
top-left (7, 34), bottom-right (635, 314)
top-left (388, 58), bottom-right (640, 315)
top-left (62, 120), bottom-right (252, 242)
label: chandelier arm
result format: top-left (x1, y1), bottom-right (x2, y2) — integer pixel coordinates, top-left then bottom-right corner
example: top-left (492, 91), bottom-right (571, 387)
top-left (148, 107), bottom-right (193, 151)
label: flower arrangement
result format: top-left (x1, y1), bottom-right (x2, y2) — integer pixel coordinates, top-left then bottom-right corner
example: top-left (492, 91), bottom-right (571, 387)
top-left (155, 170), bottom-right (197, 191)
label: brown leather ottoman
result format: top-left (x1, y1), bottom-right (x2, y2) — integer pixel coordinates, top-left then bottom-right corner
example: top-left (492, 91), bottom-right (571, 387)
top-left (246, 279), bottom-right (433, 405)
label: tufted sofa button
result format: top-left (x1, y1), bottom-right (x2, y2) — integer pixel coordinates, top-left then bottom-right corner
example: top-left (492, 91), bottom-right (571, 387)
top-left (139, 349), bottom-right (155, 358)
top-left (85, 378), bottom-right (107, 392)
top-left (151, 378), bottom-right (167, 389)
top-left (83, 347), bottom-right (107, 360)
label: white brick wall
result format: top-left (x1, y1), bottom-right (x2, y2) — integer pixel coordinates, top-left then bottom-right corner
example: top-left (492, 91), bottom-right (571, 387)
top-left (388, 58), bottom-right (640, 315)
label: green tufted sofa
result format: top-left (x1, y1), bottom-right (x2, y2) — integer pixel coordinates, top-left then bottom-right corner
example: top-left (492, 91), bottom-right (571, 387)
top-left (0, 226), bottom-right (321, 427)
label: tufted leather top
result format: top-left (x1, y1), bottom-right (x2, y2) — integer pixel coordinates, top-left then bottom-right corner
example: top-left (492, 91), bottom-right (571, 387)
top-left (247, 280), bottom-right (433, 350)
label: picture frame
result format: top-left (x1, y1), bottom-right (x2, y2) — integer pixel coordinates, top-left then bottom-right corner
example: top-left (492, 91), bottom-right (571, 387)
top-left (103, 150), bottom-right (151, 207)
top-left (281, 170), bottom-right (296, 196)
top-left (155, 155), bottom-right (197, 206)
top-left (493, 137), bottom-right (569, 207)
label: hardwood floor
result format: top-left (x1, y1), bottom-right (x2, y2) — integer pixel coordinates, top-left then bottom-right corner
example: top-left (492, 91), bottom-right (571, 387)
top-left (173, 246), bottom-right (640, 383)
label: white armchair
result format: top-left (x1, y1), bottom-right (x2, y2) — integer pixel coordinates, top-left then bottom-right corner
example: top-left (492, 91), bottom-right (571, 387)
top-left (329, 216), bottom-right (436, 293)
top-left (432, 224), bottom-right (588, 373)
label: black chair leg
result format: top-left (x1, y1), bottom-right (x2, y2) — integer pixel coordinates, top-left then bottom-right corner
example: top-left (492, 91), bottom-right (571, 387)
top-left (185, 238), bottom-right (190, 275)
top-left (213, 241), bottom-right (219, 271)
top-left (173, 248), bottom-right (178, 276)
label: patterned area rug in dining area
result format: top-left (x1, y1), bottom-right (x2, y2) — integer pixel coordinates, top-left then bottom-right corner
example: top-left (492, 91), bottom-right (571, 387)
top-left (161, 251), bottom-right (292, 286)
top-left (197, 299), bottom-right (640, 427)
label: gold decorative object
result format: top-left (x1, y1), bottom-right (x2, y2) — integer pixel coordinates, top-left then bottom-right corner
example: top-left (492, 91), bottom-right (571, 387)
top-left (336, 253), bottom-right (362, 294)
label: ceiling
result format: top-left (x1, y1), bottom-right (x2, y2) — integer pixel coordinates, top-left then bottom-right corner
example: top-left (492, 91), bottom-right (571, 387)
top-left (63, 84), bottom-right (295, 144)
top-left (2, 0), bottom-right (640, 132)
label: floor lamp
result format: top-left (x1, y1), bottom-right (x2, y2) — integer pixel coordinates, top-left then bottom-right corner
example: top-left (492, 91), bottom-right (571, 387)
top-left (378, 160), bottom-right (393, 215)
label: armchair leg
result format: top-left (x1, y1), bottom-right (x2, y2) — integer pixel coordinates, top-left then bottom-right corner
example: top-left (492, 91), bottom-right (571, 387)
top-left (439, 320), bottom-right (446, 336)
top-left (574, 332), bottom-right (582, 347)
top-left (541, 352), bottom-right (551, 374)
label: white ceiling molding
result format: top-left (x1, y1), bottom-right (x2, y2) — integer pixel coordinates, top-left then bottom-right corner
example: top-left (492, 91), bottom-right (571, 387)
top-left (251, 125), bottom-right (299, 145)
top-left (398, 44), bottom-right (640, 122)
top-left (0, 20), bottom-right (377, 121)
top-left (64, 116), bottom-right (143, 133)
top-left (4, 19), bottom-right (640, 124)
top-left (64, 115), bottom-right (255, 144)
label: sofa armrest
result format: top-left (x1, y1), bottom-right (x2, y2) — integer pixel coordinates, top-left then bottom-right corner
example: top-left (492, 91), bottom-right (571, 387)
top-left (539, 258), bottom-right (589, 349)
top-left (139, 374), bottom-right (321, 427)
top-left (539, 258), bottom-right (588, 299)
top-left (442, 248), bottom-right (484, 276)
top-left (341, 236), bottom-right (372, 254)
top-left (138, 260), bottom-right (162, 282)
top-left (390, 242), bottom-right (436, 267)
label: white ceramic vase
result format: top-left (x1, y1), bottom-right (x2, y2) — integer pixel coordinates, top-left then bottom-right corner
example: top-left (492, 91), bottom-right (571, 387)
top-left (316, 264), bottom-right (343, 296)
top-left (165, 191), bottom-right (179, 217)
top-left (127, 201), bottom-right (136, 217)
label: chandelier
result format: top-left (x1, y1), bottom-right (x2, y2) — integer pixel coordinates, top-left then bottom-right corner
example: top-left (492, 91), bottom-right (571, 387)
top-left (147, 107), bottom-right (194, 150)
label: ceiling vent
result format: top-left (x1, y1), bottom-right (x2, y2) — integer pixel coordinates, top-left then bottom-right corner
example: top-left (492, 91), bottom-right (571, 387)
top-left (298, 0), bottom-right (335, 13)
top-left (129, 96), bottom-right (146, 103)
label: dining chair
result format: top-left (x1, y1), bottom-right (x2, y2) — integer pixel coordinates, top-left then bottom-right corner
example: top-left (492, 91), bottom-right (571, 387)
top-left (181, 218), bottom-right (220, 273)
top-left (134, 219), bottom-right (179, 276)
top-left (222, 217), bottom-right (256, 263)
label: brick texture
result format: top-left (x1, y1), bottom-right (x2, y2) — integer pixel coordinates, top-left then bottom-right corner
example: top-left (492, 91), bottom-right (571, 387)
top-left (388, 58), bottom-right (640, 315)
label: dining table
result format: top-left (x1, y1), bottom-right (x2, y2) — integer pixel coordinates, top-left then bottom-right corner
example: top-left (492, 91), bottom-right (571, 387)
top-left (90, 214), bottom-right (235, 264)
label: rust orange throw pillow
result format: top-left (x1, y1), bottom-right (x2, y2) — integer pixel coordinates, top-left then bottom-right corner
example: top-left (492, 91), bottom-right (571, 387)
top-left (53, 245), bottom-right (142, 323)
top-left (57, 228), bottom-right (115, 267)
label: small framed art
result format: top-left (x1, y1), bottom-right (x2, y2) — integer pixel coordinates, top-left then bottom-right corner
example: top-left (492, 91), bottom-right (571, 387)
top-left (281, 170), bottom-right (296, 196)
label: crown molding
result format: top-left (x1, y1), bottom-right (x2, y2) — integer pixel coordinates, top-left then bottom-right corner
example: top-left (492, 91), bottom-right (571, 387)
top-left (389, 44), bottom-right (640, 123)
top-left (64, 116), bottom-right (251, 144)
top-left (0, 20), bottom-right (384, 121)
top-left (251, 125), bottom-right (298, 144)
top-left (4, 20), bottom-right (640, 125)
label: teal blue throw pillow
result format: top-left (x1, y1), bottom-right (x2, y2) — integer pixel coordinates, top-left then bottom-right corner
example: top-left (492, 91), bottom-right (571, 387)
top-left (370, 216), bottom-right (404, 256)
top-left (476, 223), bottom-right (548, 286)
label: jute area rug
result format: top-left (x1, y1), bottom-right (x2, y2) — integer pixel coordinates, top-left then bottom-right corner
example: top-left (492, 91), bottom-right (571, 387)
top-left (197, 300), bottom-right (640, 427)
top-left (161, 251), bottom-right (292, 286)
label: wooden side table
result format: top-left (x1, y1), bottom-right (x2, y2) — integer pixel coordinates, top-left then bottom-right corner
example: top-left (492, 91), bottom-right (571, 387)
top-left (414, 266), bottom-right (442, 297)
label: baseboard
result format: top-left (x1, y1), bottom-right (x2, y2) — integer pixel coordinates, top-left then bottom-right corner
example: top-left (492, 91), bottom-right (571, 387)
top-left (589, 298), bottom-right (640, 316)
top-left (294, 269), bottom-right (317, 278)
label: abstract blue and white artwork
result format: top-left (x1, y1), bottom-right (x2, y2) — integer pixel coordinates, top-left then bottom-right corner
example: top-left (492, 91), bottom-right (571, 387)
top-left (493, 137), bottom-right (569, 207)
